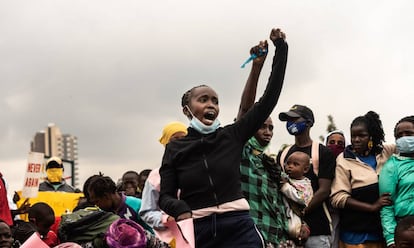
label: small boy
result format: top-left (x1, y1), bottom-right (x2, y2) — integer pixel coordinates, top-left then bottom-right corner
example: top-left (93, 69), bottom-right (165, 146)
top-left (280, 151), bottom-right (313, 245)
top-left (28, 202), bottom-right (59, 247)
top-left (395, 215), bottom-right (414, 248)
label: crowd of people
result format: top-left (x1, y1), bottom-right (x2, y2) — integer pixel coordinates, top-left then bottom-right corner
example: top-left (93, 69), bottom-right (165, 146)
top-left (1, 27), bottom-right (414, 248)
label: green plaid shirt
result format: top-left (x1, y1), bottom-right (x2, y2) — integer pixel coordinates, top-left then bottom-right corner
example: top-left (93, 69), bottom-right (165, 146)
top-left (240, 143), bottom-right (288, 247)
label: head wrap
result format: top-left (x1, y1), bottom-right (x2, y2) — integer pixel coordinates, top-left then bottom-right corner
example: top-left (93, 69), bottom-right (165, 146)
top-left (325, 130), bottom-right (346, 158)
top-left (105, 218), bottom-right (147, 248)
top-left (159, 122), bottom-right (187, 146)
top-left (324, 130), bottom-right (346, 146)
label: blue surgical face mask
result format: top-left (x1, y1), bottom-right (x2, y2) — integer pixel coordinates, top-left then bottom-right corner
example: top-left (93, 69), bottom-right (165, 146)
top-left (186, 106), bottom-right (220, 134)
top-left (286, 121), bottom-right (307, 136)
top-left (396, 136), bottom-right (414, 154)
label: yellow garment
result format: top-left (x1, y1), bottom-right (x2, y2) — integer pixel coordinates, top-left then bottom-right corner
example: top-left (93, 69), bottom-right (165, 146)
top-left (16, 191), bottom-right (84, 219)
top-left (159, 122), bottom-right (188, 146)
top-left (47, 168), bottom-right (63, 183)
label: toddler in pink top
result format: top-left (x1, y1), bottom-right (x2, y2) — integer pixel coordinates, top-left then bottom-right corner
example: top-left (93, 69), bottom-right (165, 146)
top-left (280, 151), bottom-right (313, 245)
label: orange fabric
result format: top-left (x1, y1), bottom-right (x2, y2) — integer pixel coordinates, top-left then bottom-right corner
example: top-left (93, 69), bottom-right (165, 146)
top-left (339, 240), bottom-right (386, 248)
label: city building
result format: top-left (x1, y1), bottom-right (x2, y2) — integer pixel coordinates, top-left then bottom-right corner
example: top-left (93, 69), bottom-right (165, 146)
top-left (30, 123), bottom-right (79, 187)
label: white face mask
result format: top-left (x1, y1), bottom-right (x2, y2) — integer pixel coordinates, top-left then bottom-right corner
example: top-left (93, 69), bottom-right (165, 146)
top-left (396, 136), bottom-right (414, 154)
top-left (185, 106), bottom-right (220, 134)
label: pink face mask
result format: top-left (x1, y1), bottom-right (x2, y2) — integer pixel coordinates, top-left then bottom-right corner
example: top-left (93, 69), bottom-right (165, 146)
top-left (327, 144), bottom-right (345, 158)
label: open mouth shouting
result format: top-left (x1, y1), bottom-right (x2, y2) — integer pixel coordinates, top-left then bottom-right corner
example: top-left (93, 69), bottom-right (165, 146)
top-left (203, 111), bottom-right (217, 125)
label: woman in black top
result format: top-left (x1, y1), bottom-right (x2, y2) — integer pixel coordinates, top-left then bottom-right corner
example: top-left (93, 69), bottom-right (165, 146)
top-left (159, 28), bottom-right (288, 248)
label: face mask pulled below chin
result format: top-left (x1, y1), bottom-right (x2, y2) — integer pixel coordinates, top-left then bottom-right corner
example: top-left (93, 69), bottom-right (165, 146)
top-left (286, 121), bottom-right (307, 136)
top-left (190, 116), bottom-right (220, 134)
top-left (186, 105), bottom-right (220, 134)
top-left (396, 136), bottom-right (414, 154)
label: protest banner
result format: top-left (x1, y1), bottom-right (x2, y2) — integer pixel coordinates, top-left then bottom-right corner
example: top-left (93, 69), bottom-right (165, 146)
top-left (21, 152), bottom-right (44, 198)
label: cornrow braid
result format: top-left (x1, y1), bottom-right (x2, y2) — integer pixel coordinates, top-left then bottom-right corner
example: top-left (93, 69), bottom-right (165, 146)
top-left (87, 175), bottom-right (117, 198)
top-left (83, 174), bottom-right (101, 200)
top-left (181, 84), bottom-right (208, 107)
top-left (351, 111), bottom-right (385, 154)
top-left (394, 116), bottom-right (414, 138)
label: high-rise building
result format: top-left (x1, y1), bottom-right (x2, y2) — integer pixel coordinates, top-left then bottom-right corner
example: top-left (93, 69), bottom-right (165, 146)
top-left (30, 123), bottom-right (79, 187)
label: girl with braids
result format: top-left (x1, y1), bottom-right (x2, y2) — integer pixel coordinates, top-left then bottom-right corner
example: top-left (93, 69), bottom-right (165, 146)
top-left (379, 116), bottom-right (414, 248)
top-left (159, 28), bottom-right (288, 248)
top-left (87, 175), bottom-right (154, 233)
top-left (330, 111), bottom-right (395, 248)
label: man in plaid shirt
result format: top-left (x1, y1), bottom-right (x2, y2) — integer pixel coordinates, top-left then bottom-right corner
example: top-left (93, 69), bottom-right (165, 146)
top-left (237, 40), bottom-right (288, 247)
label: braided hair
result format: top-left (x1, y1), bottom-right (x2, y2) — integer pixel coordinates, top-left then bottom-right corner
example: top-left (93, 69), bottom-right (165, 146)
top-left (351, 111), bottom-right (385, 155)
top-left (394, 115), bottom-right (414, 138)
top-left (87, 175), bottom-right (117, 198)
top-left (181, 84), bottom-right (209, 108)
top-left (81, 173), bottom-right (103, 202)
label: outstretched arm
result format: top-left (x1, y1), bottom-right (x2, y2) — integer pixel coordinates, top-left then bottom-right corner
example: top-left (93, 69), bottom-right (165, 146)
top-left (234, 28), bottom-right (288, 143)
top-left (236, 40), bottom-right (268, 121)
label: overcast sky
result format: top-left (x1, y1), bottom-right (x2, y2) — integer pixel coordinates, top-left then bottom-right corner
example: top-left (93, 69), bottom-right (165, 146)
top-left (1, 0), bottom-right (413, 192)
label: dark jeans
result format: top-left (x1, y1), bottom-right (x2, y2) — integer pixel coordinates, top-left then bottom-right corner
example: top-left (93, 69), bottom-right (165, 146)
top-left (194, 210), bottom-right (264, 248)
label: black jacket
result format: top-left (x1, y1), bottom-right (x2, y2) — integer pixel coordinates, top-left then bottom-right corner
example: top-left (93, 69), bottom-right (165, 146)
top-left (159, 38), bottom-right (288, 219)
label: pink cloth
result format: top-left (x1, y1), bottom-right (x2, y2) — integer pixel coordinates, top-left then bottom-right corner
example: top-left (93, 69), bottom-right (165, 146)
top-left (20, 233), bottom-right (49, 248)
top-left (53, 242), bottom-right (82, 248)
top-left (154, 218), bottom-right (195, 248)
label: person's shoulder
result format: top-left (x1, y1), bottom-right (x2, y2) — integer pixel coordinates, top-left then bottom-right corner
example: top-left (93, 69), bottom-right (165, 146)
top-left (125, 195), bottom-right (141, 205)
top-left (164, 129), bottom-right (201, 150)
top-left (318, 143), bottom-right (335, 158)
top-left (38, 181), bottom-right (52, 190)
top-left (125, 195), bottom-right (141, 212)
top-left (383, 154), bottom-right (400, 168)
top-left (382, 143), bottom-right (396, 156)
top-left (318, 143), bottom-right (330, 152)
top-left (384, 154), bottom-right (414, 171)
top-left (287, 144), bottom-right (301, 153)
top-left (59, 182), bottom-right (77, 192)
